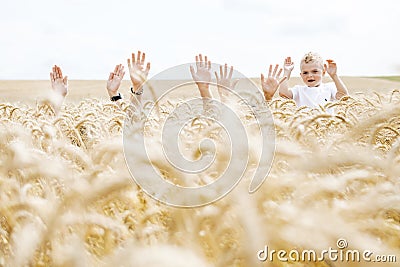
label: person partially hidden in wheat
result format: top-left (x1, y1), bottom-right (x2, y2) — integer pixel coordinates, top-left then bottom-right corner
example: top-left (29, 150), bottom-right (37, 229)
top-left (273, 52), bottom-right (348, 108)
top-left (49, 65), bottom-right (68, 114)
top-left (106, 50), bottom-right (151, 110)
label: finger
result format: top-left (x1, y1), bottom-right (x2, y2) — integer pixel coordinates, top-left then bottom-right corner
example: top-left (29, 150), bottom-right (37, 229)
top-left (195, 55), bottom-right (200, 68)
top-left (214, 71), bottom-right (219, 82)
top-left (50, 72), bottom-right (54, 82)
top-left (268, 65), bottom-right (272, 77)
top-left (261, 73), bottom-right (265, 83)
top-left (204, 55), bottom-right (208, 66)
top-left (277, 68), bottom-right (283, 78)
top-left (228, 65), bottom-right (233, 80)
top-left (137, 51), bottom-right (142, 65)
top-left (127, 58), bottom-right (132, 69)
top-left (272, 64), bottom-right (279, 77)
top-left (63, 76), bottom-right (68, 85)
top-left (141, 52), bottom-right (146, 64)
top-left (132, 53), bottom-right (136, 64)
top-left (199, 54), bottom-right (203, 67)
top-left (121, 71), bottom-right (125, 79)
top-left (115, 64), bottom-right (121, 76)
top-left (53, 65), bottom-right (58, 77)
top-left (278, 76), bottom-right (287, 85)
top-left (145, 62), bottom-right (151, 75)
top-left (113, 64), bottom-right (118, 74)
top-left (108, 72), bottom-right (113, 81)
top-left (58, 66), bottom-right (63, 79)
top-left (207, 60), bottom-right (211, 70)
top-left (55, 65), bottom-right (61, 79)
top-left (224, 64), bottom-right (228, 79)
top-left (219, 65), bottom-right (223, 79)
top-left (58, 67), bottom-right (64, 78)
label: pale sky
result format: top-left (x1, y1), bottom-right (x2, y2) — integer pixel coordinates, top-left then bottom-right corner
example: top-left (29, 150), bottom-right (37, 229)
top-left (0, 0), bottom-right (399, 79)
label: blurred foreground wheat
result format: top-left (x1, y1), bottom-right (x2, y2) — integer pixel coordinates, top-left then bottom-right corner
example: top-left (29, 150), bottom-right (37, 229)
top-left (0, 90), bottom-right (399, 267)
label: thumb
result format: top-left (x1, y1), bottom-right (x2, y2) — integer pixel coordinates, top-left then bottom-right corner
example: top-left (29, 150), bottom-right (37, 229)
top-left (214, 71), bottom-right (219, 83)
top-left (278, 76), bottom-right (287, 85)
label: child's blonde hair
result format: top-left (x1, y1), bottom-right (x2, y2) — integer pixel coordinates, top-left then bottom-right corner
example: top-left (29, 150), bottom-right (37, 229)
top-left (301, 52), bottom-right (324, 69)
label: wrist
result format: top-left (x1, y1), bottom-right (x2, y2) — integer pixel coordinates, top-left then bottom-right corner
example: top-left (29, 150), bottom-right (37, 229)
top-left (110, 92), bottom-right (122, 102)
top-left (263, 91), bottom-right (273, 101)
top-left (197, 83), bottom-right (210, 91)
top-left (107, 90), bottom-right (119, 98)
top-left (330, 73), bottom-right (339, 80)
top-left (131, 86), bottom-right (143, 96)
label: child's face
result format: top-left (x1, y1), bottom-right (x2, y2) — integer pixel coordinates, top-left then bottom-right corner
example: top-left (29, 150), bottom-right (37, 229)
top-left (300, 62), bottom-right (325, 87)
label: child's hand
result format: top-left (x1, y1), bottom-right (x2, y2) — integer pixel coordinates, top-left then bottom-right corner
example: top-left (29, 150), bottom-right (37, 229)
top-left (190, 54), bottom-right (211, 85)
top-left (326, 59), bottom-right (337, 77)
top-left (127, 51), bottom-right (151, 93)
top-left (283, 57), bottom-right (294, 76)
top-left (106, 64), bottom-right (125, 98)
top-left (50, 65), bottom-right (68, 97)
top-left (215, 64), bottom-right (239, 100)
top-left (190, 54), bottom-right (212, 94)
top-left (261, 64), bottom-right (286, 100)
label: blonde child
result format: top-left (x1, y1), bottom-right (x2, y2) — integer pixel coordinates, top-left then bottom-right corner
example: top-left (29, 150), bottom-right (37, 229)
top-left (273, 52), bottom-right (348, 108)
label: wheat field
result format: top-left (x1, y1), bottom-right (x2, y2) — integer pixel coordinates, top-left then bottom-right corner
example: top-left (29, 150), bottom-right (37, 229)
top-left (0, 79), bottom-right (399, 267)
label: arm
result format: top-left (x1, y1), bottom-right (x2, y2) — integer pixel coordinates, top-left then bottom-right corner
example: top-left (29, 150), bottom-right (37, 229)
top-left (127, 50), bottom-right (151, 109)
top-left (190, 54), bottom-right (213, 109)
top-left (214, 63), bottom-right (239, 102)
top-left (326, 59), bottom-right (348, 100)
top-left (49, 65), bottom-right (68, 113)
top-left (106, 64), bottom-right (125, 104)
top-left (278, 57), bottom-right (294, 99)
top-left (261, 64), bottom-right (287, 101)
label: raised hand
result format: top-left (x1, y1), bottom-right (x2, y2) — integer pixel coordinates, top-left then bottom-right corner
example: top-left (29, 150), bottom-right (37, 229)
top-left (326, 59), bottom-right (337, 77)
top-left (127, 51), bottom-right (150, 93)
top-left (325, 59), bottom-right (348, 99)
top-left (106, 64), bottom-right (125, 98)
top-left (261, 64), bottom-right (286, 100)
top-left (215, 63), bottom-right (239, 100)
top-left (50, 65), bottom-right (68, 97)
top-left (283, 56), bottom-right (294, 78)
top-left (190, 54), bottom-right (212, 98)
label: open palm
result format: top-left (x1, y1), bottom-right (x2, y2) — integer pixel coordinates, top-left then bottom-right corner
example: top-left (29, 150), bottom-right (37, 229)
top-left (50, 65), bottom-right (68, 97)
top-left (261, 64), bottom-right (286, 100)
top-left (128, 51), bottom-right (150, 91)
top-left (106, 64), bottom-right (125, 97)
top-left (190, 54), bottom-right (211, 85)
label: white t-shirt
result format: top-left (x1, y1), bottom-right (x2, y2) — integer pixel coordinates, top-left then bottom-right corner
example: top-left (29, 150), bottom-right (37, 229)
top-left (289, 82), bottom-right (337, 109)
